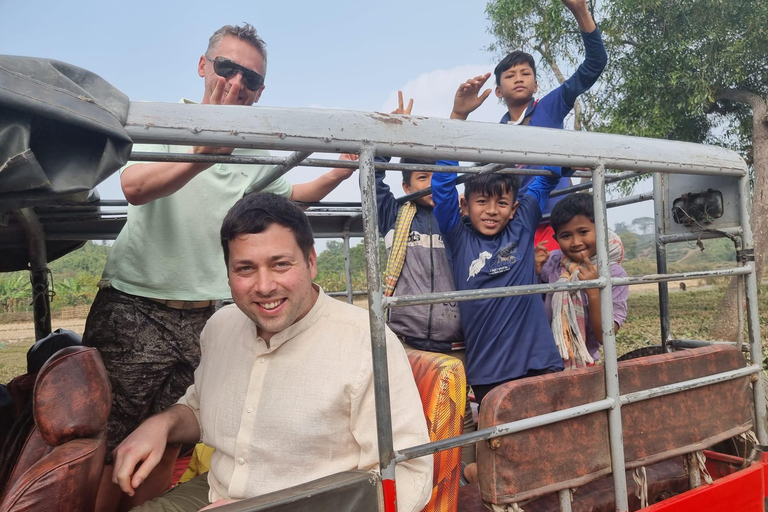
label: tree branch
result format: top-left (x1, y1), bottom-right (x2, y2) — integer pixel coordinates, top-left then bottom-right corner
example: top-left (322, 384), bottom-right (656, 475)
top-left (717, 88), bottom-right (766, 112)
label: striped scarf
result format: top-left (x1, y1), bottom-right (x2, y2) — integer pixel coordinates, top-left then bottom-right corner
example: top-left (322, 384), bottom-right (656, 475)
top-left (551, 231), bottom-right (624, 370)
top-left (383, 202), bottom-right (417, 297)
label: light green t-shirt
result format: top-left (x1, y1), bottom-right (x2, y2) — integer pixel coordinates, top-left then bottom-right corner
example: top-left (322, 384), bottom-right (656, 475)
top-left (103, 143), bottom-right (292, 300)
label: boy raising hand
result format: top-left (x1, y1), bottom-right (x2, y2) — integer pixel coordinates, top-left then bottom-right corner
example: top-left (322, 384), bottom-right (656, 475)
top-left (449, 0), bottom-right (607, 250)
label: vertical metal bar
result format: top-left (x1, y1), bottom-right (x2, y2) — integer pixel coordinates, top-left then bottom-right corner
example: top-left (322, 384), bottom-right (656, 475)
top-left (737, 174), bottom-right (768, 444)
top-left (343, 232), bottom-right (354, 305)
top-left (736, 275), bottom-right (745, 350)
top-left (16, 208), bottom-right (52, 340)
top-left (686, 453), bottom-right (701, 489)
top-left (593, 165), bottom-right (629, 512)
top-left (652, 173), bottom-right (672, 350)
top-left (359, 146), bottom-right (398, 511)
top-left (558, 489), bottom-right (573, 512)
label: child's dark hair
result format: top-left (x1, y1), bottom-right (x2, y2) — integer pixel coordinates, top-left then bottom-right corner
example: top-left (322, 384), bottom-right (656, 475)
top-left (464, 173), bottom-right (521, 202)
top-left (401, 157), bottom-right (437, 185)
top-left (494, 51), bottom-right (537, 85)
top-left (549, 193), bottom-right (595, 234)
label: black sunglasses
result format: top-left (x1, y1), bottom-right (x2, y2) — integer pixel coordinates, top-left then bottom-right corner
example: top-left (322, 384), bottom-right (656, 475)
top-left (206, 56), bottom-right (264, 91)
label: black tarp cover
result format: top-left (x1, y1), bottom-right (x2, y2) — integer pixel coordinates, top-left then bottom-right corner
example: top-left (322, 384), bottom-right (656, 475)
top-left (0, 55), bottom-right (131, 211)
top-left (0, 56), bottom-right (131, 271)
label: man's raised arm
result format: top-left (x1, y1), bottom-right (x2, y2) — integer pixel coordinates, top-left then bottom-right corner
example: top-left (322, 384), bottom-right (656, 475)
top-left (121, 78), bottom-right (244, 205)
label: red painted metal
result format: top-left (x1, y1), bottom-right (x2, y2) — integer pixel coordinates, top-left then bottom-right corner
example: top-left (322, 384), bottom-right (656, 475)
top-left (642, 461), bottom-right (765, 512)
top-left (382, 478), bottom-right (397, 512)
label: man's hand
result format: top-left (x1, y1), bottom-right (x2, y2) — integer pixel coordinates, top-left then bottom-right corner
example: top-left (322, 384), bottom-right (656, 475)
top-left (451, 73), bottom-right (493, 120)
top-left (193, 77), bottom-right (241, 156)
top-left (112, 415), bottom-right (172, 497)
top-left (561, 0), bottom-right (596, 32)
top-left (535, 242), bottom-right (549, 275)
top-left (392, 91), bottom-right (414, 115)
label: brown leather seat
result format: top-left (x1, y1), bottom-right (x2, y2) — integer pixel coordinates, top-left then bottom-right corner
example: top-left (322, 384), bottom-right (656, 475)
top-left (0, 346), bottom-right (111, 512)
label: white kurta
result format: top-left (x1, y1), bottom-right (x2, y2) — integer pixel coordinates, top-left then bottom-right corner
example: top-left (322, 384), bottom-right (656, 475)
top-left (177, 287), bottom-right (432, 512)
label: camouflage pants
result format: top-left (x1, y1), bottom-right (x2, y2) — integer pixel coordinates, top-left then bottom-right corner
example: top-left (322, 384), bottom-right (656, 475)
top-left (82, 287), bottom-right (215, 461)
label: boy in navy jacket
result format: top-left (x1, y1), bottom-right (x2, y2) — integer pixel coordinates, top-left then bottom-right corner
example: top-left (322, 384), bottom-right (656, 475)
top-left (431, 166), bottom-right (571, 405)
top-left (448, 0), bottom-right (607, 250)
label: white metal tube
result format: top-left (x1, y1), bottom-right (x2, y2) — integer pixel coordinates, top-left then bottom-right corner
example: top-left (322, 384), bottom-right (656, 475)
top-left (593, 165), bottom-right (629, 512)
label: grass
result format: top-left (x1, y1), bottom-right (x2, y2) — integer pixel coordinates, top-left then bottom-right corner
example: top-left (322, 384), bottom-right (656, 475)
top-left (0, 341), bottom-right (33, 383)
top-left (2, 286), bottom-right (767, 383)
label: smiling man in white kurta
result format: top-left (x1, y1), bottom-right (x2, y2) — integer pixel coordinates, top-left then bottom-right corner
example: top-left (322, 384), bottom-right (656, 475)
top-left (113, 193), bottom-right (432, 512)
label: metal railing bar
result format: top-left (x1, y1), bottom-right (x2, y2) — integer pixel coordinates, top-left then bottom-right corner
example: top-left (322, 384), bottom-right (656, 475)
top-left (669, 339), bottom-right (750, 352)
top-left (385, 267), bottom-right (750, 309)
top-left (620, 366), bottom-right (760, 405)
top-left (394, 398), bottom-right (615, 462)
top-left (249, 151), bottom-right (313, 194)
top-left (658, 227), bottom-right (743, 245)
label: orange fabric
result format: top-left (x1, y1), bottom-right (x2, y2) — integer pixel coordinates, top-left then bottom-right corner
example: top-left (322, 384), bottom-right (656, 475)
top-left (534, 224), bottom-right (559, 251)
top-left (406, 348), bottom-right (466, 512)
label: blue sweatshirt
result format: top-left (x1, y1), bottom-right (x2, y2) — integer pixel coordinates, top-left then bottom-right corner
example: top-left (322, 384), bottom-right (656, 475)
top-left (501, 28), bottom-right (607, 216)
top-left (431, 166), bottom-right (568, 385)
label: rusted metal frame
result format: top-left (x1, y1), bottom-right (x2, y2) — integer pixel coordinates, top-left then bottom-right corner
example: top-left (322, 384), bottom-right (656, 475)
top-left (15, 208), bottom-right (52, 340)
top-left (548, 170), bottom-right (644, 198)
top-left (357, 146), bottom-right (397, 510)
top-left (125, 103), bottom-right (747, 176)
top-left (396, 163), bottom-right (508, 205)
top-left (342, 217), bottom-right (354, 305)
top-left (394, 399), bottom-right (615, 462)
top-left (669, 339), bottom-right (749, 352)
top-left (541, 192), bottom-right (654, 222)
top-left (611, 267), bottom-right (751, 286)
top-left (385, 278), bottom-right (605, 308)
top-left (248, 151), bottom-right (313, 194)
top-left (326, 290), bottom-right (367, 298)
top-left (657, 227), bottom-right (743, 245)
top-left (593, 164), bottom-right (629, 512)
top-left (619, 365), bottom-right (760, 405)
top-left (653, 173), bottom-right (672, 351)
top-left (737, 173), bottom-right (768, 444)
top-left (734, 236), bottom-right (746, 351)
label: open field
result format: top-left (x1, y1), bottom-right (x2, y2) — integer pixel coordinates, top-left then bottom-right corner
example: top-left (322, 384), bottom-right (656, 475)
top-left (2, 285), bottom-right (767, 383)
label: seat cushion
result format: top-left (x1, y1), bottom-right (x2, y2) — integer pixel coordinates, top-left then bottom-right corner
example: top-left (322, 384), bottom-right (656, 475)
top-left (477, 346), bottom-right (752, 505)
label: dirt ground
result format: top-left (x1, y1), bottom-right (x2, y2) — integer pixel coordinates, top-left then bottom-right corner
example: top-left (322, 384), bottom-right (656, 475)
top-left (0, 318), bottom-right (86, 345)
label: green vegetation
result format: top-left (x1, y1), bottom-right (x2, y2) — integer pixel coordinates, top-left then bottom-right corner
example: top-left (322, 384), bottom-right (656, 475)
top-left (0, 242), bottom-right (110, 316)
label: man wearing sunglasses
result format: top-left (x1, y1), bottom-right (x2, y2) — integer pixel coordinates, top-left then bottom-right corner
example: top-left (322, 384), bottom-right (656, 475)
top-left (82, 23), bottom-right (355, 512)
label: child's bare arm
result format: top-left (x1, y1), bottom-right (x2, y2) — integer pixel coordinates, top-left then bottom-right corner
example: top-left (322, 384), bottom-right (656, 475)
top-left (450, 73), bottom-right (493, 120)
top-left (562, 0), bottom-right (596, 33)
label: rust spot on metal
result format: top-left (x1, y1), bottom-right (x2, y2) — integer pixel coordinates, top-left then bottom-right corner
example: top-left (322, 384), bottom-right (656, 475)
top-left (369, 112), bottom-right (404, 126)
top-left (488, 438), bottom-right (501, 450)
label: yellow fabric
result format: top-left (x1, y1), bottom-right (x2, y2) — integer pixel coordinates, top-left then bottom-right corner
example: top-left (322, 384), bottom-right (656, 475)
top-left (179, 444), bottom-right (214, 484)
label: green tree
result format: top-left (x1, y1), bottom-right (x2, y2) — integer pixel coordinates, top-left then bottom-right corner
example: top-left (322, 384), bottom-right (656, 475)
top-left (597, 0), bottom-right (768, 340)
top-left (485, 0), bottom-right (606, 132)
top-left (487, 0), bottom-right (767, 339)
top-left (631, 216), bottom-right (654, 235)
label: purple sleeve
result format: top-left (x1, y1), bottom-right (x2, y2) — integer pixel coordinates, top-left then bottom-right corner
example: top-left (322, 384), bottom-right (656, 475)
top-left (539, 250), bottom-right (563, 284)
top-left (611, 263), bottom-right (629, 327)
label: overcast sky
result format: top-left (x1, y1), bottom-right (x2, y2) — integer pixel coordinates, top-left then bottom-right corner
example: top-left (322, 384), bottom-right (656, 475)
top-left (0, 0), bottom-right (651, 245)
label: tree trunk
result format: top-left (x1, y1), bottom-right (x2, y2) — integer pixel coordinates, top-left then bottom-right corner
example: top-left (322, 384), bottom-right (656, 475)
top-left (710, 92), bottom-right (768, 341)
